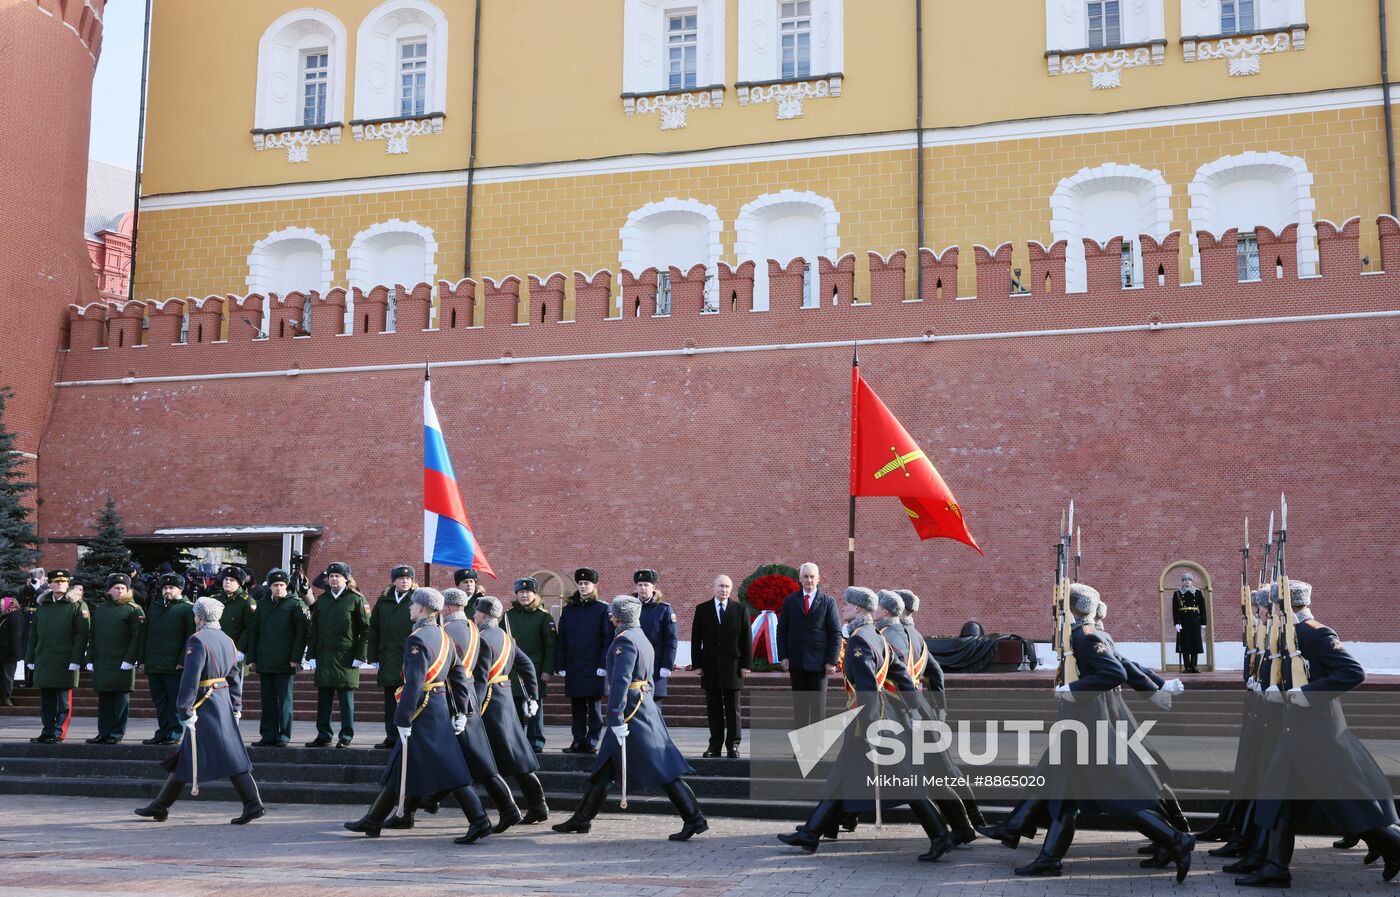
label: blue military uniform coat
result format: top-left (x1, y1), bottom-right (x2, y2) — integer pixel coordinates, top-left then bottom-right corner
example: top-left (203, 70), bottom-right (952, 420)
top-left (474, 624), bottom-right (541, 778)
top-left (592, 626), bottom-right (693, 790)
top-left (378, 621), bottom-right (473, 796)
top-left (556, 596), bottom-right (612, 698)
top-left (638, 598), bottom-right (678, 699)
top-left (442, 613), bottom-right (500, 784)
top-left (161, 626), bottom-right (252, 783)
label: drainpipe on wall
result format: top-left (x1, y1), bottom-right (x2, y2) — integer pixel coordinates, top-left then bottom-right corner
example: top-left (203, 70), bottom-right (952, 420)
top-left (126, 0), bottom-right (155, 303)
top-left (915, 0), bottom-right (925, 302)
top-left (1382, 0), bottom-right (1397, 217)
top-left (463, 0), bottom-right (483, 278)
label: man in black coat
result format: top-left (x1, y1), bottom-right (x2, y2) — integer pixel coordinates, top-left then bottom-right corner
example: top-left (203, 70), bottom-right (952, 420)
top-left (1171, 572), bottom-right (1206, 673)
top-left (690, 574), bottom-right (750, 757)
top-left (775, 562), bottom-right (840, 730)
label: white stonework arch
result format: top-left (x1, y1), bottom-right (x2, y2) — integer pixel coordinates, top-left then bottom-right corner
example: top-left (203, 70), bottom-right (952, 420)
top-left (735, 190), bottom-right (840, 311)
top-left (354, 0), bottom-right (450, 121)
top-left (619, 198), bottom-right (723, 313)
top-left (1188, 151), bottom-right (1317, 280)
top-left (256, 8), bottom-right (349, 130)
top-left (347, 219), bottom-right (439, 331)
top-left (1051, 163), bottom-right (1172, 292)
top-left (247, 227), bottom-right (335, 330)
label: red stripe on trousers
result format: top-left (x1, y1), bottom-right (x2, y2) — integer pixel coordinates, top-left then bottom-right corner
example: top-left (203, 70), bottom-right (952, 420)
top-left (59, 690), bottom-right (73, 740)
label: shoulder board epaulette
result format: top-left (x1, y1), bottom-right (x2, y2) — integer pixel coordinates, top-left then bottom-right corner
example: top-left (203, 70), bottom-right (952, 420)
top-left (1304, 619), bottom-right (1324, 629)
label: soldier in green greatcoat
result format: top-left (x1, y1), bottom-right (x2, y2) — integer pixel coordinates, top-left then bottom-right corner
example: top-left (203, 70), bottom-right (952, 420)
top-left (246, 569), bottom-right (308, 747)
top-left (506, 577), bottom-right (557, 753)
top-left (85, 572), bottom-right (145, 744)
top-left (141, 572), bottom-right (196, 745)
top-left (217, 566), bottom-right (257, 673)
top-left (366, 564), bottom-right (417, 749)
top-left (24, 569), bottom-right (90, 743)
top-left (305, 562), bottom-right (370, 748)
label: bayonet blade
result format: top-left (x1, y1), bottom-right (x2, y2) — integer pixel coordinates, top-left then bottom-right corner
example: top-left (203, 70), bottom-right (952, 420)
top-left (1280, 493), bottom-right (1287, 531)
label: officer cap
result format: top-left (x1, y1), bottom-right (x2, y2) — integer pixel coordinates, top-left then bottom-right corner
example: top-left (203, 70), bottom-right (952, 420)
top-left (453, 568), bottom-right (479, 585)
top-left (442, 587), bottom-right (471, 607)
top-left (876, 589), bottom-right (905, 616)
top-left (105, 573), bottom-right (132, 589)
top-left (476, 595), bottom-right (504, 619)
top-left (574, 567), bottom-right (599, 584)
top-left (514, 577), bottom-right (538, 593)
top-left (895, 589), bottom-right (919, 614)
top-left (47, 569), bottom-right (71, 582)
top-left (158, 573), bottom-right (184, 589)
top-left (1069, 583), bottom-right (1101, 618)
top-left (609, 595), bottom-right (642, 626)
top-left (266, 569), bottom-right (290, 585)
top-left (633, 569), bottom-right (658, 584)
top-left (411, 587), bottom-right (445, 612)
top-left (326, 562), bottom-right (351, 578)
top-left (842, 586), bottom-right (877, 612)
top-left (390, 565), bottom-right (414, 580)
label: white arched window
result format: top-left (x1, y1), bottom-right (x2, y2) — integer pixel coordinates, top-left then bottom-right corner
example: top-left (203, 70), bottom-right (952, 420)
top-left (1187, 152), bottom-right (1317, 280)
top-left (1050, 164), bottom-right (1172, 292)
top-left (735, 190), bottom-right (839, 311)
top-left (247, 227), bottom-right (335, 335)
top-left (354, 0), bottom-right (449, 122)
top-left (619, 199), bottom-right (723, 314)
top-left (348, 220), bottom-right (438, 331)
top-left (623, 0), bottom-right (725, 94)
top-left (255, 9), bottom-right (348, 130)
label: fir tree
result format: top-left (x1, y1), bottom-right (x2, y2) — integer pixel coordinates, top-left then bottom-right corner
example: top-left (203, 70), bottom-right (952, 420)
top-left (76, 496), bottom-right (133, 594)
top-left (0, 387), bottom-right (42, 598)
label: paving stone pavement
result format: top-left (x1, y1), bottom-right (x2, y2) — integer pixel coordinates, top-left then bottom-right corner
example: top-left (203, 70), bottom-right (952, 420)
top-left (0, 795), bottom-right (1390, 896)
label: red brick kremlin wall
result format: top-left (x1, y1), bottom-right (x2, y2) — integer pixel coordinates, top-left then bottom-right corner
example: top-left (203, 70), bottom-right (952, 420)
top-left (37, 218), bottom-right (1400, 643)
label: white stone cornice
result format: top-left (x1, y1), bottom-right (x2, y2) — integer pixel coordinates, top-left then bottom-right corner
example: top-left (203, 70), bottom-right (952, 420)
top-left (351, 115), bottom-right (444, 153)
top-left (1049, 44), bottom-right (1164, 89)
top-left (1183, 28), bottom-right (1306, 77)
top-left (737, 76), bottom-right (841, 119)
top-left (622, 88), bottom-right (724, 131)
top-left (252, 126), bottom-right (342, 163)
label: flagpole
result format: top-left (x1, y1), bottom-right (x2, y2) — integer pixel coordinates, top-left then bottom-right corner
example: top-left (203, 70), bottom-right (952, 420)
top-left (848, 343), bottom-right (859, 587)
top-left (424, 360), bottom-right (432, 587)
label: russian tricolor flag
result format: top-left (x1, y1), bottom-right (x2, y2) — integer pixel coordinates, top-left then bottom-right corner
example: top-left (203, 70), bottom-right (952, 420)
top-left (423, 375), bottom-right (495, 578)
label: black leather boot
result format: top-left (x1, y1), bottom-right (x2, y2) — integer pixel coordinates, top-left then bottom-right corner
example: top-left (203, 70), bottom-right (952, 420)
top-left (961, 796), bottom-right (988, 829)
top-left (1128, 808), bottom-right (1195, 882)
top-left (1197, 800), bottom-right (1241, 842)
top-left (1160, 787), bottom-right (1192, 833)
top-left (936, 797), bottom-right (976, 846)
top-left (385, 795), bottom-right (419, 830)
top-left (1333, 833), bottom-right (1360, 849)
top-left (229, 772), bottom-right (266, 825)
top-left (134, 774), bottom-right (184, 822)
top-left (484, 776), bottom-right (523, 833)
top-left (518, 773), bottom-right (549, 824)
top-left (839, 811), bottom-right (860, 832)
top-left (778, 800), bottom-right (839, 854)
top-left (452, 786), bottom-right (493, 844)
top-left (552, 781), bottom-right (608, 834)
top-left (344, 787), bottom-right (397, 837)
top-left (1237, 818), bottom-right (1294, 888)
top-left (663, 779), bottom-right (708, 841)
top-left (1015, 815), bottom-right (1075, 876)
top-left (1221, 823), bottom-right (1269, 870)
top-left (978, 798), bottom-right (1042, 849)
top-left (1362, 824), bottom-right (1400, 882)
top-left (910, 799), bottom-right (955, 862)
top-left (420, 789), bottom-right (447, 814)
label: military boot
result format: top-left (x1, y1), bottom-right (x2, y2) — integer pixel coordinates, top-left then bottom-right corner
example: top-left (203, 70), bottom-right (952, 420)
top-left (344, 787), bottom-right (397, 837)
top-left (936, 797), bottom-right (976, 846)
top-left (518, 773), bottom-right (550, 824)
top-left (1129, 808), bottom-right (1195, 882)
top-left (229, 772), bottom-right (267, 825)
top-left (551, 781), bottom-right (608, 834)
top-left (1015, 816), bottom-right (1075, 877)
top-left (484, 776), bottom-right (524, 833)
top-left (662, 779), bottom-right (708, 841)
top-left (133, 774), bottom-right (184, 823)
top-left (452, 786), bottom-right (494, 844)
top-left (911, 799), bottom-right (956, 862)
top-left (778, 800), bottom-right (839, 854)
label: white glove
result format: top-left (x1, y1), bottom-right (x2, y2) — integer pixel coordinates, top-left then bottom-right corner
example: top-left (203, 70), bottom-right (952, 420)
top-left (234, 711), bottom-right (242, 720)
top-left (1149, 691), bottom-right (1173, 711)
top-left (1265, 684), bottom-right (1284, 704)
top-left (1163, 678), bottom-right (1185, 694)
top-left (183, 712), bottom-right (198, 727)
top-left (26, 664), bottom-right (34, 670)
top-left (351, 659), bottom-right (365, 669)
top-left (1174, 624), bottom-right (1182, 632)
top-left (524, 699), bottom-right (539, 718)
top-left (68, 663), bottom-right (80, 672)
top-left (658, 667), bottom-right (671, 678)
top-left (595, 668), bottom-right (606, 677)
top-left (397, 726), bottom-right (412, 740)
top-left (234, 651), bottom-right (245, 663)
top-left (557, 670), bottom-right (566, 677)
top-left (610, 724), bottom-right (629, 739)
top-left (366, 662), bottom-right (380, 670)
top-left (305, 659), bottom-right (317, 670)
top-left (452, 714), bottom-right (467, 735)
top-left (85, 663), bottom-right (93, 671)
top-left (120, 661), bottom-right (134, 671)
top-left (1246, 676), bottom-right (1258, 691)
top-left (1054, 684), bottom-right (1075, 702)
top-left (1287, 687), bottom-right (1310, 708)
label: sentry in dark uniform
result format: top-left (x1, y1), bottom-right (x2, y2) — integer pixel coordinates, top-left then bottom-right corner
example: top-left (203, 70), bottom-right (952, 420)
top-left (85, 573), bottom-right (144, 744)
top-left (1238, 579), bottom-right (1400, 888)
top-left (552, 595), bottom-right (707, 841)
top-left (1171, 573), bottom-right (1206, 673)
top-left (344, 587), bottom-right (491, 843)
top-left (556, 568), bottom-right (612, 753)
top-left (142, 573), bottom-right (196, 745)
top-left (245, 569), bottom-right (308, 747)
top-left (133, 597), bottom-right (265, 825)
top-left (25, 569), bottom-right (88, 744)
top-left (634, 569), bottom-right (678, 704)
top-left (472, 596), bottom-right (550, 823)
top-left (367, 564), bottom-right (417, 749)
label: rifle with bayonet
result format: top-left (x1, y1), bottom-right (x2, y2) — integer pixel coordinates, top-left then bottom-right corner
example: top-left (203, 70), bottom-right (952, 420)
top-left (1251, 512), bottom-right (1274, 684)
top-left (1240, 516), bottom-right (1253, 685)
top-left (1275, 494), bottom-right (1309, 691)
top-left (1054, 502), bottom-right (1079, 687)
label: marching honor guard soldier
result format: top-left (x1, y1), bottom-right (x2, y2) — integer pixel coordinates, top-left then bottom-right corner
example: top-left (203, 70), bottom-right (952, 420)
top-left (635, 570), bottom-right (678, 707)
top-left (690, 574), bottom-right (751, 759)
top-left (1172, 572), bottom-right (1206, 673)
top-left (367, 565), bottom-right (417, 749)
top-left (85, 573), bottom-right (145, 744)
top-left (345, 587), bottom-right (492, 843)
top-left (217, 567), bottom-right (256, 674)
top-left (141, 572), bottom-right (195, 746)
top-left (25, 569), bottom-right (89, 744)
top-left (245, 569), bottom-right (308, 747)
top-left (1237, 580), bottom-right (1400, 888)
top-left (552, 596), bottom-right (708, 840)
top-left (472, 596), bottom-right (551, 826)
top-left (556, 568), bottom-right (612, 753)
top-left (305, 562), bottom-right (370, 748)
top-left (133, 597), bottom-right (266, 825)
top-left (507, 577), bottom-right (556, 753)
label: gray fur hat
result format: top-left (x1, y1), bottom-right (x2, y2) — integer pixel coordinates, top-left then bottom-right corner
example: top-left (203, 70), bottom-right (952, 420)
top-left (1288, 580), bottom-right (1312, 607)
top-left (609, 595), bottom-right (642, 626)
top-left (895, 589), bottom-right (919, 614)
top-left (1269, 582), bottom-right (1281, 604)
top-left (1250, 587), bottom-right (1268, 608)
top-left (475, 595), bottom-right (503, 619)
top-left (1094, 600), bottom-right (1108, 621)
top-left (876, 589), bottom-right (905, 617)
top-left (193, 596), bottom-right (225, 622)
top-left (441, 587), bottom-right (470, 607)
top-left (1069, 583), bottom-right (1101, 618)
top-left (843, 586), bottom-right (878, 612)
top-left (411, 587), bottom-right (445, 612)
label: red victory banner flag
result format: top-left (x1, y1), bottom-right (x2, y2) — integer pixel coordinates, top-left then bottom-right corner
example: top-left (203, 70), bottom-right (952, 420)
top-left (850, 362), bottom-right (982, 554)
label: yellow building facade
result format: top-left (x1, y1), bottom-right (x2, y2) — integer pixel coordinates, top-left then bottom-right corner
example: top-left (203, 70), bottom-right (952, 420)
top-left (135, 0), bottom-right (1398, 310)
